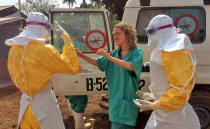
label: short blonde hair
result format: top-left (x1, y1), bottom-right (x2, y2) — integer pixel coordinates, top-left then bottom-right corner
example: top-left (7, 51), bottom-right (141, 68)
top-left (114, 21), bottom-right (137, 50)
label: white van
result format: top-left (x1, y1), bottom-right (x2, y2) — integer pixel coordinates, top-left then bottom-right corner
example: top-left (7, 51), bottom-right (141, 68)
top-left (50, 0), bottom-right (210, 128)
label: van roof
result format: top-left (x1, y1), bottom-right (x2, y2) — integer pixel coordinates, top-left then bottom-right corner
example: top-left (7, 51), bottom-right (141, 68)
top-left (126, 0), bottom-right (204, 7)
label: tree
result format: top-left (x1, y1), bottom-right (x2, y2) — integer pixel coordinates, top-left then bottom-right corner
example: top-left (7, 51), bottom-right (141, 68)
top-left (80, 0), bottom-right (104, 9)
top-left (90, 0), bottom-right (104, 8)
top-left (78, 0), bottom-right (102, 8)
top-left (80, 0), bottom-right (88, 8)
top-left (21, 0), bottom-right (58, 16)
top-left (62, 0), bottom-right (76, 8)
top-left (89, 0), bottom-right (128, 20)
top-left (102, 0), bottom-right (128, 20)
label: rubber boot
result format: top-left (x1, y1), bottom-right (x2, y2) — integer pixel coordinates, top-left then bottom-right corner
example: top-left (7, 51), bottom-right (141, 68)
top-left (73, 111), bottom-right (91, 129)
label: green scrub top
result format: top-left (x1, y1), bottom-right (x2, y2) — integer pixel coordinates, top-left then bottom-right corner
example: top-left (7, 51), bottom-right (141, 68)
top-left (96, 47), bottom-right (143, 126)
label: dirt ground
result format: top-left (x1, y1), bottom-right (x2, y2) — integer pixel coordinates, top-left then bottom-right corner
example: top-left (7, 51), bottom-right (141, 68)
top-left (0, 82), bottom-right (150, 129)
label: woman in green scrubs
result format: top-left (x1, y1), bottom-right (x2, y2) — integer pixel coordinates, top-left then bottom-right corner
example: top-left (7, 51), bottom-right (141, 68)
top-left (77, 22), bottom-right (143, 129)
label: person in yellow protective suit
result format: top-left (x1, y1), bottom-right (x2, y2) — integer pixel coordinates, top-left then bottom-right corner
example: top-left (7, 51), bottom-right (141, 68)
top-left (133, 15), bottom-right (200, 129)
top-left (5, 12), bottom-right (79, 129)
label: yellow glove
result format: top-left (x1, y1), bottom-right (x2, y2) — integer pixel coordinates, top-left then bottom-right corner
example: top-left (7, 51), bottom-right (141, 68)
top-left (136, 90), bottom-right (153, 101)
top-left (60, 33), bottom-right (72, 45)
top-left (133, 99), bottom-right (160, 112)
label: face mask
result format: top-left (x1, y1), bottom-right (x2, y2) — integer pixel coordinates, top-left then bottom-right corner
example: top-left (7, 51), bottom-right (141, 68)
top-left (43, 31), bottom-right (51, 40)
top-left (148, 36), bottom-right (158, 47)
top-left (42, 27), bottom-right (51, 41)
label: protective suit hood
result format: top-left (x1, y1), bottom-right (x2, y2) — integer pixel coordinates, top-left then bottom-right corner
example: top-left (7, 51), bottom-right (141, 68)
top-left (147, 15), bottom-right (193, 51)
top-left (5, 12), bottom-right (51, 46)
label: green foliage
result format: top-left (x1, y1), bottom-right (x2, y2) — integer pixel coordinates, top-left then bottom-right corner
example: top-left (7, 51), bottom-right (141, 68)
top-left (89, 0), bottom-right (128, 20)
top-left (62, 0), bottom-right (76, 8)
top-left (102, 0), bottom-right (128, 20)
top-left (79, 0), bottom-right (120, 25)
top-left (90, 0), bottom-right (104, 8)
top-left (80, 0), bottom-right (88, 8)
top-left (80, 2), bottom-right (104, 9)
top-left (21, 0), bottom-right (58, 16)
top-left (110, 14), bottom-right (120, 26)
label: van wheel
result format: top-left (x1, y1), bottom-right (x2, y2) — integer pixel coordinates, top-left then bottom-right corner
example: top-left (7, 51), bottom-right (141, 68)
top-left (189, 90), bottom-right (210, 129)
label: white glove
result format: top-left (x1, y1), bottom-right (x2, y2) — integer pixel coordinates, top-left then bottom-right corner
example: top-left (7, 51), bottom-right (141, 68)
top-left (52, 21), bottom-right (66, 36)
top-left (52, 21), bottom-right (71, 45)
top-left (136, 90), bottom-right (153, 101)
top-left (133, 99), bottom-right (160, 112)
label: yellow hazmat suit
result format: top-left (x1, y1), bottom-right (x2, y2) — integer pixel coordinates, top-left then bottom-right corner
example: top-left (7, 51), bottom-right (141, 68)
top-left (159, 50), bottom-right (196, 110)
top-left (134, 15), bottom-right (200, 129)
top-left (6, 12), bottom-right (79, 129)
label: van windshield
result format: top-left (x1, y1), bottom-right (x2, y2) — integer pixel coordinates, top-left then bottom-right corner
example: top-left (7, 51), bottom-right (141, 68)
top-left (51, 12), bottom-right (108, 52)
top-left (136, 7), bottom-right (205, 44)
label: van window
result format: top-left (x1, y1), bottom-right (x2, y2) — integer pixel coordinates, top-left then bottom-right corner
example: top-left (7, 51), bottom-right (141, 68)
top-left (136, 7), bottom-right (205, 44)
top-left (51, 12), bottom-right (108, 52)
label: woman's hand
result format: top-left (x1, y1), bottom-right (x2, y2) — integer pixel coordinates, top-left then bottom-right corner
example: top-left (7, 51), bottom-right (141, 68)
top-left (75, 48), bottom-right (97, 66)
top-left (76, 48), bottom-right (83, 57)
top-left (96, 49), bottom-right (110, 59)
top-left (97, 49), bottom-right (133, 71)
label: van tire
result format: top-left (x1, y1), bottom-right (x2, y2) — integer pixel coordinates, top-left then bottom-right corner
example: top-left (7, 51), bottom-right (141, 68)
top-left (189, 90), bottom-right (210, 129)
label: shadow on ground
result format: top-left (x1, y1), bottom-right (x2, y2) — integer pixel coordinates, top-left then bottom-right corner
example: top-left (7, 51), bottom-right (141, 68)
top-left (64, 113), bottom-right (111, 129)
top-left (134, 112), bottom-right (151, 129)
top-left (0, 86), bottom-right (18, 99)
top-left (63, 112), bottom-right (150, 129)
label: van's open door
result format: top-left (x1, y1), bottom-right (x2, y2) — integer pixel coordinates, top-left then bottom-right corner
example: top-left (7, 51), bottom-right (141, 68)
top-left (49, 9), bottom-right (113, 96)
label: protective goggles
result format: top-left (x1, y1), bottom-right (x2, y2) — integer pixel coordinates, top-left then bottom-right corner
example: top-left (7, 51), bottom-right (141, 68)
top-left (26, 21), bottom-right (51, 30)
top-left (145, 24), bottom-right (175, 36)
